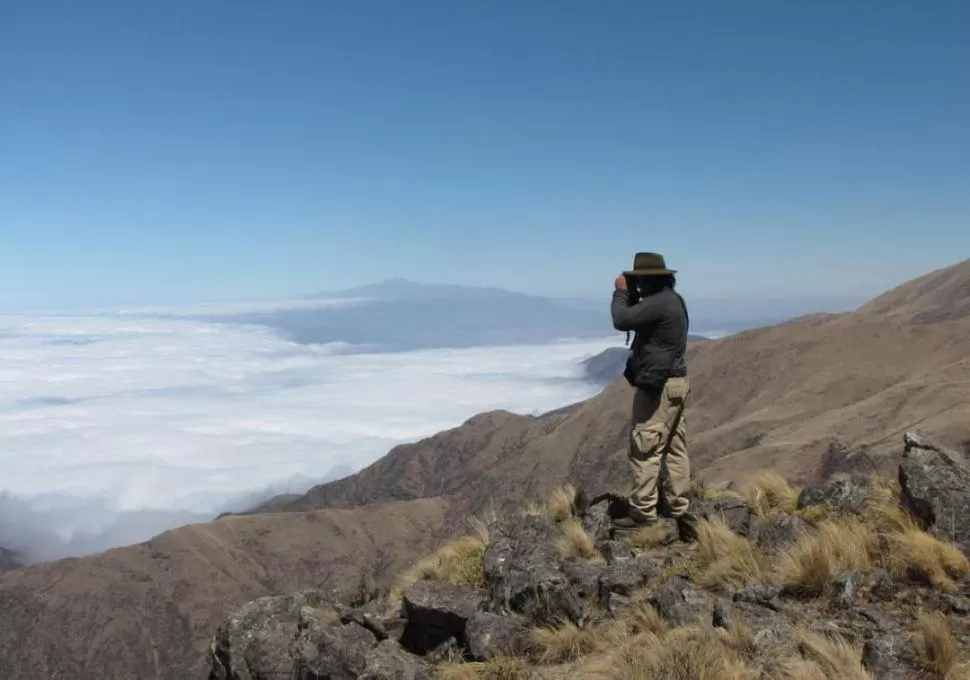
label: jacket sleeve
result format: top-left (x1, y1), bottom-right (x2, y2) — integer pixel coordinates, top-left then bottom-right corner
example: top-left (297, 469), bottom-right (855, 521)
top-left (611, 289), bottom-right (662, 331)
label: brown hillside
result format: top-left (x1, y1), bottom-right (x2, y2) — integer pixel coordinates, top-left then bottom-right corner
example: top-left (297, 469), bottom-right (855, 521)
top-left (857, 258), bottom-right (970, 323)
top-left (0, 499), bottom-right (451, 680)
top-left (255, 257), bottom-right (970, 518)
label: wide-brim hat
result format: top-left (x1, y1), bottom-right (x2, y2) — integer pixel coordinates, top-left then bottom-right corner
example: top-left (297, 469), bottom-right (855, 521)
top-left (623, 252), bottom-right (677, 276)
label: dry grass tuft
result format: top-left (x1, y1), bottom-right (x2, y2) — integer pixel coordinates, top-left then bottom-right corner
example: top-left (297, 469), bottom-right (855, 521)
top-left (391, 535), bottom-right (486, 598)
top-left (778, 518), bottom-right (872, 596)
top-left (861, 479), bottom-right (919, 534)
top-left (546, 484), bottom-right (578, 523)
top-left (743, 471), bottom-right (800, 517)
top-left (795, 629), bottom-right (872, 680)
top-left (915, 612), bottom-right (957, 677)
top-left (717, 622), bottom-right (758, 659)
top-left (885, 528), bottom-right (970, 591)
top-left (434, 656), bottom-right (530, 680)
top-left (695, 519), bottom-right (770, 591)
top-left (556, 517), bottom-right (601, 560)
top-left (626, 601), bottom-right (668, 636)
top-left (629, 521), bottom-right (676, 550)
top-left (583, 626), bottom-right (756, 680)
top-left (530, 620), bottom-right (599, 664)
top-left (691, 477), bottom-right (720, 501)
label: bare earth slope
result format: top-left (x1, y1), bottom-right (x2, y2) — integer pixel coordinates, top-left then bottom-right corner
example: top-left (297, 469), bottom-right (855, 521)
top-left (256, 258), bottom-right (970, 518)
top-left (0, 499), bottom-right (451, 680)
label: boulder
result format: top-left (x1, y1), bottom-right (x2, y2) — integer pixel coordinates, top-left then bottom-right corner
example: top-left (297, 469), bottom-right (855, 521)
top-left (692, 497), bottom-right (757, 537)
top-left (899, 431), bottom-right (970, 555)
top-left (862, 635), bottom-right (922, 680)
top-left (340, 605), bottom-right (390, 641)
top-left (648, 577), bottom-right (710, 627)
top-left (465, 612), bottom-right (528, 661)
top-left (753, 513), bottom-right (808, 553)
top-left (830, 570), bottom-right (894, 608)
top-left (561, 557), bottom-right (605, 603)
top-left (0, 546), bottom-right (22, 572)
top-left (359, 640), bottom-right (429, 680)
top-left (797, 474), bottom-right (873, 516)
top-left (207, 591), bottom-right (343, 680)
top-left (294, 622), bottom-right (377, 680)
top-left (484, 514), bottom-right (585, 625)
top-left (713, 599), bottom-right (793, 652)
top-left (733, 581), bottom-right (782, 611)
top-left (598, 559), bottom-right (654, 607)
top-left (400, 581), bottom-right (484, 655)
top-left (599, 540), bottom-right (633, 564)
top-left (581, 493), bottom-right (632, 543)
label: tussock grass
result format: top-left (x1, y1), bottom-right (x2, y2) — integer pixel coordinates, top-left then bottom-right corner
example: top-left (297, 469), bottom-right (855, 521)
top-left (885, 529), bottom-right (970, 591)
top-left (915, 612), bottom-right (958, 677)
top-left (778, 518), bottom-right (872, 596)
top-left (742, 472), bottom-right (800, 517)
top-left (690, 477), bottom-right (720, 501)
top-left (546, 484), bottom-right (578, 523)
top-left (583, 626), bottom-right (756, 680)
top-left (695, 519), bottom-right (770, 591)
top-left (795, 629), bottom-right (873, 680)
top-left (530, 620), bottom-right (599, 663)
top-left (629, 521), bottom-right (676, 550)
top-left (556, 517), bottom-right (601, 560)
top-left (627, 601), bottom-right (668, 636)
top-left (434, 656), bottom-right (529, 680)
top-left (717, 622), bottom-right (758, 659)
top-left (391, 535), bottom-right (486, 599)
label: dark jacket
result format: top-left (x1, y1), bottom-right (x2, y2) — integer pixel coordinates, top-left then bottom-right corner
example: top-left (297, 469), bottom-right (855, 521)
top-left (611, 287), bottom-right (689, 390)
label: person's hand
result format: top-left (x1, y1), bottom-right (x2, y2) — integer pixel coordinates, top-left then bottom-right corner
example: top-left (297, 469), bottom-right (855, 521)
top-left (615, 274), bottom-right (628, 292)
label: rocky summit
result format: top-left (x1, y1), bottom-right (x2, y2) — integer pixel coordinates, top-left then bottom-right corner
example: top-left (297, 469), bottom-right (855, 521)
top-left (208, 432), bottom-right (970, 679)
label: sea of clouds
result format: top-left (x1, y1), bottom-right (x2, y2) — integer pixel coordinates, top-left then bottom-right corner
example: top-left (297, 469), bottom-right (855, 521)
top-left (0, 304), bottom-right (619, 563)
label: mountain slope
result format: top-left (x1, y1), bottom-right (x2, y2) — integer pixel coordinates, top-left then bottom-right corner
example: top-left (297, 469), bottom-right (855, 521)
top-left (255, 258), bottom-right (970, 518)
top-left (0, 499), bottom-right (452, 680)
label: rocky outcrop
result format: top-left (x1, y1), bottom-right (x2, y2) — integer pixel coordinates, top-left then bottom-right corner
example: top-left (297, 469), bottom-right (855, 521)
top-left (0, 546), bottom-right (22, 572)
top-left (207, 433), bottom-right (970, 679)
top-left (899, 431), bottom-right (970, 554)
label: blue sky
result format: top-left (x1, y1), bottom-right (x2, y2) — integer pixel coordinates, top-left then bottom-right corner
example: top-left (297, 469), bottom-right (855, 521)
top-left (2, 0), bottom-right (968, 310)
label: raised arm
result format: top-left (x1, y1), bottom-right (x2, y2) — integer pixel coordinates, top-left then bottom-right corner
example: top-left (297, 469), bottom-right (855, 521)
top-left (611, 289), bottom-right (662, 331)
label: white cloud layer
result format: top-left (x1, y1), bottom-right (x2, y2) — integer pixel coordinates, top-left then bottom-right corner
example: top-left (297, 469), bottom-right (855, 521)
top-left (0, 309), bottom-right (617, 562)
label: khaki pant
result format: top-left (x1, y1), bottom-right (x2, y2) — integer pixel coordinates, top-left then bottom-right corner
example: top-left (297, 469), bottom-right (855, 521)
top-left (627, 376), bottom-right (690, 522)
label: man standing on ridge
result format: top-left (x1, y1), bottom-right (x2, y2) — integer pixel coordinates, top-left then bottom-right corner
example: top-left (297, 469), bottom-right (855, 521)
top-left (610, 252), bottom-right (697, 542)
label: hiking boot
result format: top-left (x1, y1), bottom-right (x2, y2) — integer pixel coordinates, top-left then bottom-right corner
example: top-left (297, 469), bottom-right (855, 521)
top-left (676, 513), bottom-right (699, 543)
top-left (611, 515), bottom-right (656, 536)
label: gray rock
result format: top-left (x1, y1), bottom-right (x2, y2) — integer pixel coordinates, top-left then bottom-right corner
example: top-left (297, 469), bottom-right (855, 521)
top-left (465, 611), bottom-right (527, 661)
top-left (581, 493), bottom-right (631, 543)
top-left (753, 513), bottom-right (808, 553)
top-left (692, 497), bottom-right (757, 536)
top-left (649, 577), bottom-right (710, 627)
top-left (484, 514), bottom-right (585, 626)
top-left (733, 581), bottom-right (782, 611)
top-left (207, 590), bottom-right (344, 680)
top-left (600, 540), bottom-right (633, 564)
top-left (605, 592), bottom-right (632, 616)
top-left (862, 635), bottom-right (922, 680)
top-left (797, 474), bottom-right (873, 516)
top-left (359, 640), bottom-right (429, 680)
top-left (561, 557), bottom-right (605, 603)
top-left (340, 605), bottom-right (389, 641)
top-left (294, 622), bottom-right (377, 680)
top-left (0, 546), bottom-right (22, 572)
top-left (713, 599), bottom-right (792, 652)
top-left (599, 559), bottom-right (654, 607)
top-left (400, 581), bottom-right (484, 655)
top-left (899, 431), bottom-right (970, 555)
top-left (943, 594), bottom-right (970, 615)
top-left (831, 570), bottom-right (894, 608)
